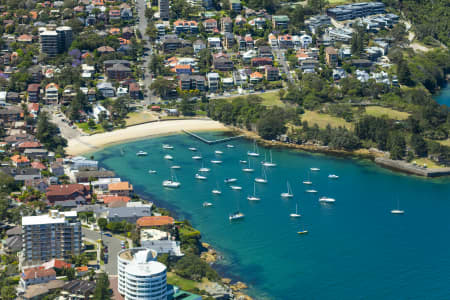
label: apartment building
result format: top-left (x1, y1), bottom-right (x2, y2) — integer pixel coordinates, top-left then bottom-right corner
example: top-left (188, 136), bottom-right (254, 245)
top-left (159, 0), bottom-right (169, 20)
top-left (22, 210), bottom-right (81, 265)
top-left (39, 26), bottom-right (73, 57)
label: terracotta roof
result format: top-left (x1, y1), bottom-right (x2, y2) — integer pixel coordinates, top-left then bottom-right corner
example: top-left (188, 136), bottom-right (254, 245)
top-left (97, 46), bottom-right (115, 53)
top-left (102, 195), bottom-right (131, 204)
top-left (45, 83), bottom-right (59, 90)
top-left (31, 161), bottom-right (47, 169)
top-left (137, 216), bottom-right (175, 227)
top-left (11, 155), bottom-right (29, 163)
top-left (22, 267), bottom-right (56, 280)
top-left (17, 34), bottom-right (33, 42)
top-left (108, 181), bottom-right (133, 191)
top-left (250, 71), bottom-right (263, 78)
top-left (129, 82), bottom-right (140, 92)
top-left (27, 103), bottom-right (40, 112)
top-left (75, 266), bottom-right (88, 272)
top-left (18, 141), bottom-right (42, 148)
top-left (109, 28), bottom-right (121, 35)
top-left (43, 259), bottom-right (71, 269)
top-left (27, 84), bottom-right (40, 92)
top-left (46, 184), bottom-right (89, 197)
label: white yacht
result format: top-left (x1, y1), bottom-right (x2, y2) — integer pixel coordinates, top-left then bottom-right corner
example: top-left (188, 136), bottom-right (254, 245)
top-left (391, 199), bottom-right (404, 214)
top-left (254, 166), bottom-right (268, 183)
top-left (328, 174), bottom-right (339, 179)
top-left (195, 173), bottom-right (207, 180)
top-left (302, 172), bottom-right (312, 185)
top-left (212, 189), bottom-right (222, 195)
top-left (247, 140), bottom-right (260, 157)
top-left (281, 181), bottom-right (294, 198)
top-left (262, 150), bottom-right (277, 167)
top-left (242, 160), bottom-right (254, 173)
top-left (229, 212), bottom-right (244, 221)
top-left (230, 185), bottom-right (242, 190)
top-left (136, 151), bottom-right (148, 156)
top-left (148, 170), bottom-right (157, 174)
top-left (215, 150), bottom-right (223, 155)
top-left (163, 172), bottom-right (180, 188)
top-left (305, 189), bottom-right (317, 193)
top-left (171, 165), bottom-right (181, 169)
top-left (239, 160), bottom-right (247, 164)
top-left (162, 144), bottom-right (174, 150)
top-left (319, 197), bottom-right (336, 203)
top-left (188, 147), bottom-right (197, 151)
top-left (192, 155), bottom-right (202, 160)
top-left (224, 178), bottom-right (237, 183)
top-left (290, 203), bottom-right (301, 218)
top-left (226, 144), bottom-right (234, 148)
top-left (164, 154), bottom-right (173, 160)
top-left (310, 167), bottom-right (320, 172)
top-left (247, 183), bottom-right (260, 201)
top-left (203, 202), bottom-right (213, 207)
top-left (211, 160), bottom-right (223, 164)
top-left (199, 167), bottom-right (210, 172)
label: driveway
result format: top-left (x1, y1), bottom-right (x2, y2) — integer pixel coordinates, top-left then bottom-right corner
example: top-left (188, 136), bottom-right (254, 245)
top-left (82, 228), bottom-right (123, 275)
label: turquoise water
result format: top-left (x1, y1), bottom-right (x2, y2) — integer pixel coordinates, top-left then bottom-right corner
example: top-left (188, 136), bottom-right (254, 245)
top-left (434, 83), bottom-right (450, 106)
top-left (92, 132), bottom-right (450, 300)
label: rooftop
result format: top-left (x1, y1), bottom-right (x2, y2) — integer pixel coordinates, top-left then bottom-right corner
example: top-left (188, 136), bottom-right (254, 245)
top-left (137, 216), bottom-right (175, 227)
top-left (22, 210), bottom-right (77, 226)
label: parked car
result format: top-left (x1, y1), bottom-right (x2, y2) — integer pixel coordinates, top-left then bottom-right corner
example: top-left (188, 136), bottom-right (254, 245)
top-left (104, 232), bottom-right (112, 237)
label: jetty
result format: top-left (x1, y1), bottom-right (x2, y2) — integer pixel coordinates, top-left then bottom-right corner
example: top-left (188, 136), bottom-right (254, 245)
top-left (183, 130), bottom-right (243, 145)
top-left (375, 157), bottom-right (450, 177)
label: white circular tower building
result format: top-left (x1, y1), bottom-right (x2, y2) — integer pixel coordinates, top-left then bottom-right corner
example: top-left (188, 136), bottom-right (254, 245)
top-left (117, 247), bottom-right (167, 300)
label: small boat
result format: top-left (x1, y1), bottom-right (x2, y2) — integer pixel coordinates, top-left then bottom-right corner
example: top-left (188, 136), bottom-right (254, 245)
top-left (211, 160), bottom-right (223, 164)
top-left (162, 180), bottom-right (180, 188)
top-left (230, 185), bottom-right (242, 190)
top-left (212, 189), bottom-right (222, 195)
top-left (203, 202), bottom-right (213, 207)
top-left (164, 154), bottom-right (173, 160)
top-left (162, 144), bottom-right (174, 150)
top-left (310, 168), bottom-right (320, 172)
top-left (195, 173), bottom-right (207, 180)
top-left (148, 170), bottom-right (157, 174)
top-left (290, 203), bottom-right (301, 218)
top-left (281, 181), bottom-right (294, 198)
top-left (226, 144), bottom-right (234, 148)
top-left (305, 189), bottom-right (317, 193)
top-left (247, 183), bottom-right (260, 201)
top-left (254, 166), bottom-right (268, 183)
top-left (188, 147), bottom-right (197, 151)
top-left (247, 140), bottom-right (260, 157)
top-left (391, 199), bottom-right (404, 214)
top-left (224, 178), bottom-right (237, 183)
top-left (242, 160), bottom-right (254, 173)
top-left (192, 155), bottom-right (202, 160)
top-left (302, 171), bottom-right (312, 185)
top-left (319, 197), bottom-right (336, 203)
top-left (297, 230), bottom-right (309, 235)
top-left (239, 160), bottom-right (247, 164)
top-left (199, 167), bottom-right (210, 172)
top-left (229, 212), bottom-right (245, 221)
top-left (136, 151), bottom-right (148, 156)
top-left (262, 150), bottom-right (277, 167)
top-left (215, 150), bottom-right (223, 155)
top-left (328, 174), bottom-right (339, 179)
top-left (171, 165), bottom-right (181, 169)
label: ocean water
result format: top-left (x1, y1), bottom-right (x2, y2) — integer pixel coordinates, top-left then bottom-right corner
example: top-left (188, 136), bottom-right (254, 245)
top-left (92, 132), bottom-right (450, 300)
top-left (434, 83), bottom-right (450, 106)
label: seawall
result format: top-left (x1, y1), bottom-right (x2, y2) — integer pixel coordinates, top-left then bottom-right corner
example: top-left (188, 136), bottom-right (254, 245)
top-left (375, 157), bottom-right (450, 177)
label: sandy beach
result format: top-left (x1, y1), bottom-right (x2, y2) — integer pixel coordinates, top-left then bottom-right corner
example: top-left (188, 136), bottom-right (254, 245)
top-left (66, 119), bottom-right (227, 156)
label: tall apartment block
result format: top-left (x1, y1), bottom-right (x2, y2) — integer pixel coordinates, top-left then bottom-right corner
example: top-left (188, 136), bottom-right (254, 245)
top-left (22, 210), bottom-right (81, 265)
top-left (159, 0), bottom-right (169, 20)
top-left (39, 26), bottom-right (73, 57)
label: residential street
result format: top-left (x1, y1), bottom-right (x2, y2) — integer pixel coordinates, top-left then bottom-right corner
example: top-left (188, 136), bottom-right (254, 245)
top-left (82, 228), bottom-right (122, 275)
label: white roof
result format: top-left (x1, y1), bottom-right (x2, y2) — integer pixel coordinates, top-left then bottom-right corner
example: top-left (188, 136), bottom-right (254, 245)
top-left (40, 30), bottom-right (58, 36)
top-left (22, 211), bottom-right (77, 226)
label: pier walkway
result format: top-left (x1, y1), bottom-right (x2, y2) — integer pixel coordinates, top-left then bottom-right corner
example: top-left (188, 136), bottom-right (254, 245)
top-left (183, 130), bottom-right (243, 145)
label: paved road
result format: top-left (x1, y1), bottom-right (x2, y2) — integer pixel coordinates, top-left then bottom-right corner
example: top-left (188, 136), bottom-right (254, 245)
top-left (274, 49), bottom-right (294, 83)
top-left (136, 0), bottom-right (158, 105)
top-left (44, 106), bottom-right (83, 140)
top-left (82, 228), bottom-right (122, 275)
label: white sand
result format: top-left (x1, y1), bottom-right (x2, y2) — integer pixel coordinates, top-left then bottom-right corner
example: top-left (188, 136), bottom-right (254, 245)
top-left (66, 119), bottom-right (227, 156)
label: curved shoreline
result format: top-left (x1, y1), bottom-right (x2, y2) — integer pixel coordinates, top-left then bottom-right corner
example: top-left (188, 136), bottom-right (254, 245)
top-left (65, 119), bottom-right (228, 156)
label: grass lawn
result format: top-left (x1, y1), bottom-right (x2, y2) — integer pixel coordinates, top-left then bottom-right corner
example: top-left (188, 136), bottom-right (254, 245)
top-left (412, 158), bottom-right (445, 169)
top-left (259, 91), bottom-right (286, 107)
top-left (167, 272), bottom-right (198, 291)
top-left (438, 138), bottom-right (450, 147)
top-left (125, 111), bottom-right (158, 126)
top-left (302, 110), bottom-right (353, 130)
top-left (364, 106), bottom-right (410, 120)
top-left (77, 122), bottom-right (105, 134)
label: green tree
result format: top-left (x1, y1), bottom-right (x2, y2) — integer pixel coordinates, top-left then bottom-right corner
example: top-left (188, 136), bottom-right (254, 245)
top-left (93, 273), bottom-right (111, 300)
top-left (387, 132), bottom-right (406, 160)
top-left (36, 111), bottom-right (67, 153)
top-left (180, 96), bottom-right (195, 116)
top-left (257, 108), bottom-right (287, 140)
top-left (98, 218), bottom-right (108, 231)
top-left (410, 134), bottom-right (428, 157)
top-left (1, 286), bottom-right (16, 300)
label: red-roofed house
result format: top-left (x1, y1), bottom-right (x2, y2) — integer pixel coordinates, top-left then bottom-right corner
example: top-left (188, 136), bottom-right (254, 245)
top-left (102, 195), bottom-right (131, 204)
top-left (129, 82), bottom-right (140, 99)
top-left (108, 182), bottom-right (133, 196)
top-left (31, 161), bottom-right (47, 170)
top-left (42, 259), bottom-right (71, 270)
top-left (27, 103), bottom-right (40, 118)
top-left (27, 84), bottom-right (40, 102)
top-left (250, 71), bottom-right (263, 83)
top-left (251, 57), bottom-right (273, 67)
top-left (11, 155), bottom-right (30, 167)
top-left (46, 184), bottom-right (90, 204)
top-left (18, 141), bottom-right (42, 151)
top-left (17, 34), bottom-right (33, 43)
top-left (20, 267), bottom-right (56, 289)
top-left (136, 216), bottom-right (175, 228)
